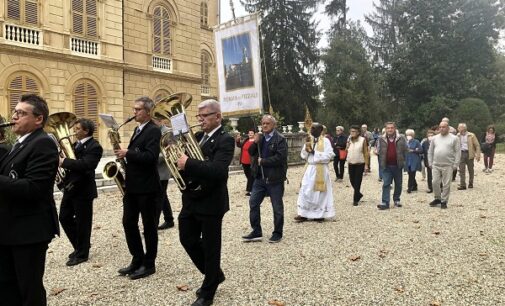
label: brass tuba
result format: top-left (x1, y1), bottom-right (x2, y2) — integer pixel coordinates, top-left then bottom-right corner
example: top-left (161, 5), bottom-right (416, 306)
top-left (44, 112), bottom-right (78, 190)
top-left (151, 93), bottom-right (204, 190)
top-left (102, 116), bottom-right (135, 195)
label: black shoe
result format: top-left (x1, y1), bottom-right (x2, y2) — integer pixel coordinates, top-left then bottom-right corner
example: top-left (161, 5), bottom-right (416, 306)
top-left (158, 221), bottom-right (175, 230)
top-left (468, 184), bottom-right (473, 188)
top-left (191, 297), bottom-right (213, 306)
top-left (294, 215), bottom-right (308, 222)
top-left (268, 234), bottom-right (282, 243)
top-left (394, 201), bottom-right (402, 208)
top-left (66, 257), bottom-right (88, 266)
top-left (118, 263), bottom-right (140, 276)
top-left (426, 189), bottom-right (433, 193)
top-left (457, 186), bottom-right (466, 190)
top-left (129, 266), bottom-right (156, 280)
top-left (196, 273), bottom-right (225, 297)
top-left (313, 218), bottom-right (324, 223)
top-left (352, 201), bottom-right (358, 206)
top-left (429, 199), bottom-right (441, 207)
top-left (441, 201), bottom-right (448, 209)
top-left (407, 189), bottom-right (411, 193)
top-left (68, 251), bottom-right (76, 259)
top-left (242, 232), bottom-right (262, 242)
top-left (377, 204), bottom-right (389, 210)
top-left (245, 192), bottom-right (251, 196)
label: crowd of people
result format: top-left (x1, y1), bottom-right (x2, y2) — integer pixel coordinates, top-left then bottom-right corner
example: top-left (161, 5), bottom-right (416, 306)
top-left (0, 93), bottom-right (501, 306)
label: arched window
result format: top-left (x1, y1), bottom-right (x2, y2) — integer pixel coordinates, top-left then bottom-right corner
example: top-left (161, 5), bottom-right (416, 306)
top-left (200, 2), bottom-right (208, 27)
top-left (72, 0), bottom-right (98, 37)
top-left (7, 74), bottom-right (40, 112)
top-left (6, 0), bottom-right (39, 25)
top-left (73, 80), bottom-right (99, 137)
top-left (201, 51), bottom-right (211, 86)
top-left (153, 6), bottom-right (171, 56)
top-left (154, 89), bottom-right (170, 103)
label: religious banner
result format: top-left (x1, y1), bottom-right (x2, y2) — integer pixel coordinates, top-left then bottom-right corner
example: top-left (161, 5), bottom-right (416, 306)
top-left (214, 14), bottom-right (262, 117)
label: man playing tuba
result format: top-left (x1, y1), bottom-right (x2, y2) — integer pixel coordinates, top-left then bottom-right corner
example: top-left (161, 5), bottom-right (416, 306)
top-left (177, 99), bottom-right (234, 306)
top-left (59, 118), bottom-right (103, 266)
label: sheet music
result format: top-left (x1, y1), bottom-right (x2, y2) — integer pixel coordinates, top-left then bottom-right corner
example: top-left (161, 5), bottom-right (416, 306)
top-left (170, 113), bottom-right (189, 136)
top-left (99, 114), bottom-right (118, 129)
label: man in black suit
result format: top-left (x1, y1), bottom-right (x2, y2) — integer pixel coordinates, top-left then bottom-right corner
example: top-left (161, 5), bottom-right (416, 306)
top-left (59, 118), bottom-right (103, 266)
top-left (0, 94), bottom-right (59, 306)
top-left (114, 96), bottom-right (161, 280)
top-left (177, 99), bottom-right (234, 306)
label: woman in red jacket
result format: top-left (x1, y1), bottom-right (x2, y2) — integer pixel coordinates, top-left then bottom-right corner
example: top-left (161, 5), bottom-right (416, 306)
top-left (236, 130), bottom-right (255, 195)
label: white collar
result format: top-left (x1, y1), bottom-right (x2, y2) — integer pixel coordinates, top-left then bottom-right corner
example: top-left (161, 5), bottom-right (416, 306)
top-left (17, 132), bottom-right (33, 144)
top-left (79, 136), bottom-right (92, 144)
top-left (204, 125), bottom-right (222, 138)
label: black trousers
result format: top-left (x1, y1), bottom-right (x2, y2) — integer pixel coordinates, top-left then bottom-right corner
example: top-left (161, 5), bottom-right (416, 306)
top-left (59, 194), bottom-right (93, 258)
top-left (333, 158), bottom-right (346, 179)
top-left (426, 166), bottom-right (433, 191)
top-left (179, 210), bottom-right (224, 300)
top-left (407, 171), bottom-right (418, 191)
top-left (0, 242), bottom-right (49, 306)
top-left (123, 193), bottom-right (158, 268)
top-left (242, 164), bottom-right (254, 192)
top-left (157, 180), bottom-right (174, 224)
top-left (348, 163), bottom-right (365, 202)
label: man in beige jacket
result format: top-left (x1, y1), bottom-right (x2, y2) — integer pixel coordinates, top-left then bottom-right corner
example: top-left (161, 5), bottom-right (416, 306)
top-left (457, 123), bottom-right (481, 190)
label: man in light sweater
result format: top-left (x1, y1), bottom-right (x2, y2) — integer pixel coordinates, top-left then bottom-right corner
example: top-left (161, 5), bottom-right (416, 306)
top-left (428, 121), bottom-right (461, 209)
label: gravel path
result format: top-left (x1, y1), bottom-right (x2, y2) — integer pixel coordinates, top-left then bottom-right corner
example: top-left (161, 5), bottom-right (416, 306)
top-left (45, 155), bottom-right (505, 305)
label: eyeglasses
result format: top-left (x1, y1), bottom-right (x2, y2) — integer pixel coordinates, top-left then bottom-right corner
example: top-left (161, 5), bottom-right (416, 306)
top-left (12, 109), bottom-right (33, 117)
top-left (195, 112), bottom-right (217, 119)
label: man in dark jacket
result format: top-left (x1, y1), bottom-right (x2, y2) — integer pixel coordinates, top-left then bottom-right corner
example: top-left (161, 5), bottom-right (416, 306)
top-left (242, 115), bottom-right (288, 243)
top-left (59, 118), bottom-right (103, 266)
top-left (177, 99), bottom-right (235, 306)
top-left (115, 96), bottom-right (161, 280)
top-left (0, 94), bottom-right (59, 306)
top-left (377, 122), bottom-right (408, 210)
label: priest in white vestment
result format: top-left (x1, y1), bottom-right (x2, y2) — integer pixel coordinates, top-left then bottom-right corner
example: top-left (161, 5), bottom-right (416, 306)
top-left (295, 124), bottom-right (336, 221)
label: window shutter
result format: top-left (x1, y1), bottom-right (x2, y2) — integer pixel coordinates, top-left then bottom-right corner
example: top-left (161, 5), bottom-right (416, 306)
top-left (200, 2), bottom-right (208, 26)
top-left (153, 6), bottom-right (171, 55)
top-left (72, 0), bottom-right (84, 34)
top-left (86, 0), bottom-right (97, 37)
top-left (8, 75), bottom-right (40, 112)
top-left (7, 0), bottom-right (21, 20)
top-left (25, 0), bottom-right (38, 25)
top-left (162, 13), bottom-right (171, 55)
top-left (201, 52), bottom-right (210, 85)
top-left (74, 81), bottom-right (99, 138)
top-left (153, 7), bottom-right (162, 53)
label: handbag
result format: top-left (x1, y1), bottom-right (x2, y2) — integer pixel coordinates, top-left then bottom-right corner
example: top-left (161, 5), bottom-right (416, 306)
top-left (338, 149), bottom-right (347, 160)
top-left (480, 142), bottom-right (491, 154)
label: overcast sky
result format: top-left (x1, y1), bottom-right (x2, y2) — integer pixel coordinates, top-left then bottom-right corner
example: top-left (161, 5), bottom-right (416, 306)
top-left (220, 0), bottom-right (375, 47)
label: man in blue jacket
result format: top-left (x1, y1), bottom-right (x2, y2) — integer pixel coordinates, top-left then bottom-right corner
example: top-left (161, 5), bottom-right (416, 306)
top-left (242, 115), bottom-right (288, 243)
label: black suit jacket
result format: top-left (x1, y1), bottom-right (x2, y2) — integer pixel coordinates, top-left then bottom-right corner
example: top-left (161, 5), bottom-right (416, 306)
top-left (0, 142), bottom-right (10, 160)
top-left (181, 126), bottom-right (235, 216)
top-left (0, 128), bottom-right (59, 245)
top-left (61, 138), bottom-right (103, 198)
top-left (125, 120), bottom-right (161, 194)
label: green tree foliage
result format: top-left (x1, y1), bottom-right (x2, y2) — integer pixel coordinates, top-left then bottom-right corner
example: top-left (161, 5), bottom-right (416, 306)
top-left (320, 22), bottom-right (383, 130)
top-left (240, 0), bottom-right (320, 125)
top-left (366, 0), bottom-right (403, 69)
top-left (325, 0), bottom-right (347, 33)
top-left (451, 98), bottom-right (493, 135)
top-left (387, 0), bottom-right (505, 130)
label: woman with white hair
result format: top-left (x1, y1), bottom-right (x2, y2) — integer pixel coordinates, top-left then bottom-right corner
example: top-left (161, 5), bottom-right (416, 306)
top-left (405, 129), bottom-right (423, 193)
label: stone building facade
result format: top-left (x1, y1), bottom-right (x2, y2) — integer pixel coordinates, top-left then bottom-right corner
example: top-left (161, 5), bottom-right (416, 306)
top-left (0, 0), bottom-right (218, 150)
